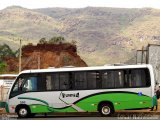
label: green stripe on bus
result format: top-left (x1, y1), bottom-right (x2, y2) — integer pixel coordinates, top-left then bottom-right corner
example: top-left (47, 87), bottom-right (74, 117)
top-left (29, 104), bottom-right (76, 113)
top-left (76, 93), bottom-right (152, 111)
top-left (27, 92), bottom-right (152, 113)
top-left (18, 97), bottom-right (49, 105)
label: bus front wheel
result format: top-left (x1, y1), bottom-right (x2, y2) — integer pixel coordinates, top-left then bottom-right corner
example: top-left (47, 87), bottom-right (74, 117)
top-left (99, 103), bottom-right (114, 116)
top-left (17, 106), bottom-right (30, 118)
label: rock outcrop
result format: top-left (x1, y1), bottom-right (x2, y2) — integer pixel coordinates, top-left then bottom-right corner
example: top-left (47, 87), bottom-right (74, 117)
top-left (21, 43), bottom-right (87, 70)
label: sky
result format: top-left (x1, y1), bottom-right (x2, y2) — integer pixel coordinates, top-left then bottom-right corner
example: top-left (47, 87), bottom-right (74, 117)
top-left (1, 0), bottom-right (160, 10)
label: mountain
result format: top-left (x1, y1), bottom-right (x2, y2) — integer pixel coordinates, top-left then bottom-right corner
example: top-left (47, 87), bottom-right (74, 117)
top-left (0, 6), bottom-right (62, 48)
top-left (0, 6), bottom-right (160, 66)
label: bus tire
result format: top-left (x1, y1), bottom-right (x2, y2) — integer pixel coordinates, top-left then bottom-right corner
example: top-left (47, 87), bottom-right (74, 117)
top-left (17, 106), bottom-right (30, 118)
top-left (99, 103), bottom-right (114, 116)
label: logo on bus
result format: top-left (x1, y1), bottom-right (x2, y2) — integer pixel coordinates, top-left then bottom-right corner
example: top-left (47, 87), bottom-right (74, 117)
top-left (62, 92), bottom-right (79, 98)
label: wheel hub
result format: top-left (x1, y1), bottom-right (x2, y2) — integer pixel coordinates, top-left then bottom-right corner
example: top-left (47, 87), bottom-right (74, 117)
top-left (19, 108), bottom-right (27, 116)
top-left (102, 106), bottom-right (110, 115)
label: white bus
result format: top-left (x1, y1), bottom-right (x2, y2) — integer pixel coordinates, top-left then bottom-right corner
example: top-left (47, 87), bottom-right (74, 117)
top-left (5, 64), bottom-right (154, 118)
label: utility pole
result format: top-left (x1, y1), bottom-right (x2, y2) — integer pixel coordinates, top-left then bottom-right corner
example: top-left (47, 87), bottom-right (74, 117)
top-left (141, 46), bottom-right (144, 64)
top-left (38, 52), bottom-right (40, 69)
top-left (19, 39), bottom-right (22, 73)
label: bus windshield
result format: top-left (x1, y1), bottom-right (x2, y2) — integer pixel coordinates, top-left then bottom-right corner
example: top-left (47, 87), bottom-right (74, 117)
top-left (10, 74), bottom-right (38, 98)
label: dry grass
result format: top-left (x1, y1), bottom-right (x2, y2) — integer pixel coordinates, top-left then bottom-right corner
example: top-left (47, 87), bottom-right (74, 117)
top-left (1, 7), bottom-right (160, 65)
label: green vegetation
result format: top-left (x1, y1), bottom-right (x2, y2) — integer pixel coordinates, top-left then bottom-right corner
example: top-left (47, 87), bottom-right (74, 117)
top-left (39, 38), bottom-right (47, 44)
top-left (48, 36), bottom-right (65, 44)
top-left (38, 36), bottom-right (77, 45)
top-left (0, 44), bottom-right (18, 73)
top-left (0, 62), bottom-right (7, 73)
top-left (0, 44), bottom-right (17, 58)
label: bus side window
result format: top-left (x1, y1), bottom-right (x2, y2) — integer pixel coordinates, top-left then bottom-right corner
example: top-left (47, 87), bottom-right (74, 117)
top-left (96, 71), bottom-right (101, 89)
top-left (45, 73), bottom-right (59, 91)
top-left (114, 70), bottom-right (125, 88)
top-left (87, 71), bottom-right (97, 89)
top-left (53, 73), bottom-right (60, 90)
top-left (60, 73), bottom-right (70, 90)
top-left (124, 70), bottom-right (129, 87)
top-left (128, 69), bottom-right (150, 88)
top-left (102, 71), bottom-right (114, 88)
top-left (74, 72), bottom-right (87, 89)
top-left (46, 75), bottom-right (52, 90)
top-left (131, 70), bottom-right (142, 87)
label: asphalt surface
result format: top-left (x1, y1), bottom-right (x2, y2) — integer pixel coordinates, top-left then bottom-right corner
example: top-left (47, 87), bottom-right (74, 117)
top-left (0, 112), bottom-right (160, 120)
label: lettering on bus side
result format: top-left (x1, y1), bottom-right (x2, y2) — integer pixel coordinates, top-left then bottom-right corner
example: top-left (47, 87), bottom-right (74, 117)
top-left (20, 101), bottom-right (26, 104)
top-left (62, 93), bottom-right (79, 98)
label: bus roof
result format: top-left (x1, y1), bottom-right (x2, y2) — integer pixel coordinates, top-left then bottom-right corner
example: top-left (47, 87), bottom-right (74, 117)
top-left (19, 64), bottom-right (152, 74)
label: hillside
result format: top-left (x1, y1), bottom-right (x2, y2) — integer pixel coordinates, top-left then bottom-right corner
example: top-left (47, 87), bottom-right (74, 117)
top-left (4, 43), bottom-right (87, 72)
top-left (1, 6), bottom-right (160, 65)
top-left (0, 6), bottom-right (62, 47)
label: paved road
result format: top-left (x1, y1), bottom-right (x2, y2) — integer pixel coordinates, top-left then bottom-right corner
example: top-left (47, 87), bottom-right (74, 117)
top-left (1, 113), bottom-right (160, 120)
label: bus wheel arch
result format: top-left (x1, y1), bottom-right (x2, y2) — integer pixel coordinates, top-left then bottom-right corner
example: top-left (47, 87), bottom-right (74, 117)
top-left (98, 101), bottom-right (115, 116)
top-left (15, 104), bottom-right (31, 118)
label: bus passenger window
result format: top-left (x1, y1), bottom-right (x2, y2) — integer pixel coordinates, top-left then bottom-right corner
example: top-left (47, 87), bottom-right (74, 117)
top-left (114, 71), bottom-right (124, 88)
top-left (60, 73), bottom-right (70, 90)
top-left (87, 72), bottom-right (97, 89)
top-left (128, 69), bottom-right (150, 87)
top-left (102, 70), bottom-right (125, 88)
top-left (46, 75), bottom-right (52, 90)
top-left (74, 72), bottom-right (87, 89)
top-left (45, 73), bottom-right (59, 91)
top-left (53, 73), bottom-right (59, 90)
top-left (102, 71), bottom-right (114, 88)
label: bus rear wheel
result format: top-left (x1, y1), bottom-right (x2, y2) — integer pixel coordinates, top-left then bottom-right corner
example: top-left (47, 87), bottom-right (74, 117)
top-left (99, 103), bottom-right (114, 116)
top-left (17, 106), bottom-right (30, 118)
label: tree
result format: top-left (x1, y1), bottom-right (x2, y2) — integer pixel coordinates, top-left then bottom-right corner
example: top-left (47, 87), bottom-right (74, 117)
top-left (0, 62), bottom-right (7, 73)
top-left (0, 44), bottom-right (19, 73)
top-left (0, 44), bottom-right (16, 59)
top-left (70, 40), bottom-right (77, 46)
top-left (49, 36), bottom-right (65, 44)
top-left (39, 37), bottom-right (47, 44)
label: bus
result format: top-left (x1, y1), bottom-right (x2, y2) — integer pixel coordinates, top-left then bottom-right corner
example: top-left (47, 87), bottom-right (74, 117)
top-left (5, 64), bottom-right (155, 118)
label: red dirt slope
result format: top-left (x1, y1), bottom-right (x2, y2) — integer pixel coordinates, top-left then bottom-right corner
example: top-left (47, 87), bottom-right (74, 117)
top-left (21, 43), bottom-right (87, 70)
